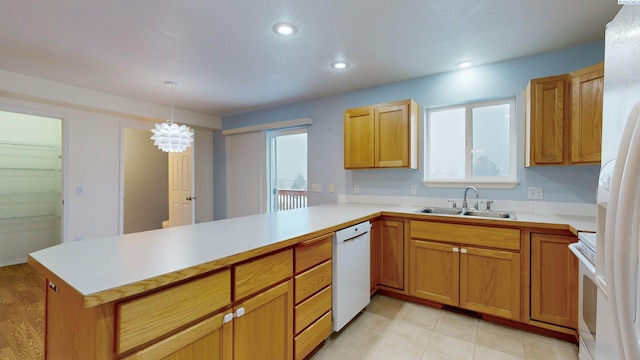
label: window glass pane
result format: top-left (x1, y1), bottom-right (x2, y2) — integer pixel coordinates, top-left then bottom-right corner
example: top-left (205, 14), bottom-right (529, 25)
top-left (471, 104), bottom-right (510, 177)
top-left (428, 108), bottom-right (465, 180)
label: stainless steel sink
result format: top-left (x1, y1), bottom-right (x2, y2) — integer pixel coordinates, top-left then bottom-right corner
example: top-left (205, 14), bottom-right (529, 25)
top-left (461, 210), bottom-right (516, 220)
top-left (415, 207), bottom-right (463, 215)
top-left (414, 207), bottom-right (516, 220)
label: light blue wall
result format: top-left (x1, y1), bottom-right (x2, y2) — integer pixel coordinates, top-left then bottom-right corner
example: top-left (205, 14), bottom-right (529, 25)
top-left (215, 41), bottom-right (604, 219)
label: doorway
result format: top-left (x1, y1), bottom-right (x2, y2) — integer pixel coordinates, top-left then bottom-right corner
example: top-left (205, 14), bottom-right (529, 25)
top-left (122, 126), bottom-right (196, 234)
top-left (123, 128), bottom-right (168, 234)
top-left (0, 109), bottom-right (62, 266)
top-left (267, 128), bottom-right (308, 212)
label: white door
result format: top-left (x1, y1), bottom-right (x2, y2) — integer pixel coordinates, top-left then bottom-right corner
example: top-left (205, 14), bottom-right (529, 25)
top-left (168, 146), bottom-right (194, 227)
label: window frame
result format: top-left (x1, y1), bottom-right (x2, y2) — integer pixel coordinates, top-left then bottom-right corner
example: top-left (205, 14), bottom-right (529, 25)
top-left (423, 97), bottom-right (519, 189)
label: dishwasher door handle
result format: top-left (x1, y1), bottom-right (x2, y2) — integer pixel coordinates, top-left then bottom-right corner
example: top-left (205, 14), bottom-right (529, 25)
top-left (342, 232), bottom-right (369, 243)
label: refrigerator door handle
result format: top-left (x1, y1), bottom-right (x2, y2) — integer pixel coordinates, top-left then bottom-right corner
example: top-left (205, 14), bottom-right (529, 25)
top-left (609, 101), bottom-right (640, 360)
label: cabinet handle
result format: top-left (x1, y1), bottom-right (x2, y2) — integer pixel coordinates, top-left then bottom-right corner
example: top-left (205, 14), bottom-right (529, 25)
top-left (235, 307), bottom-right (246, 318)
top-left (223, 312), bottom-right (234, 324)
top-left (452, 247), bottom-right (459, 253)
top-left (460, 248), bottom-right (468, 254)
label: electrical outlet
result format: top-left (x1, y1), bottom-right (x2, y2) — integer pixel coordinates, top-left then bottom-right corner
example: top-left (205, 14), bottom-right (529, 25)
top-left (354, 185), bottom-right (360, 193)
top-left (329, 184), bottom-right (334, 193)
top-left (410, 185), bottom-right (417, 195)
top-left (527, 187), bottom-right (544, 200)
top-left (311, 184), bottom-right (321, 192)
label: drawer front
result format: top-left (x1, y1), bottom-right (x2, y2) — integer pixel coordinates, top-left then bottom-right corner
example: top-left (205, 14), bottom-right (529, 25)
top-left (295, 285), bottom-right (332, 334)
top-left (235, 249), bottom-right (293, 300)
top-left (295, 234), bottom-right (332, 274)
top-left (295, 260), bottom-right (332, 303)
top-left (410, 221), bottom-right (521, 251)
top-left (294, 310), bottom-right (332, 360)
top-left (118, 269), bottom-right (231, 354)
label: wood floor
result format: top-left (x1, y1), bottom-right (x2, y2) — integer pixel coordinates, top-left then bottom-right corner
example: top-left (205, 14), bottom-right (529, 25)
top-left (0, 264), bottom-right (45, 360)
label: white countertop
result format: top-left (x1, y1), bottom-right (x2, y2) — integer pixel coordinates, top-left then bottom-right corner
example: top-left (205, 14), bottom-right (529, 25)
top-left (28, 202), bottom-right (595, 306)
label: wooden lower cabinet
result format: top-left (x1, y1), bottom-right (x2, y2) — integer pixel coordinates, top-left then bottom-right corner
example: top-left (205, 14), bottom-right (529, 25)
top-left (370, 220), bottom-right (382, 292)
top-left (409, 239), bottom-right (521, 320)
top-left (293, 234), bottom-right (333, 360)
top-left (409, 220), bottom-right (522, 321)
top-left (408, 240), bottom-right (459, 305)
top-left (234, 280), bottom-right (294, 360)
top-left (530, 232), bottom-right (578, 329)
top-left (377, 219), bottom-right (404, 290)
top-left (460, 246), bottom-right (521, 320)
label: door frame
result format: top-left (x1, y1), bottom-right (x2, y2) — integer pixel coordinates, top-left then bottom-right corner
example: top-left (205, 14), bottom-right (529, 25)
top-left (119, 121), bottom-right (193, 234)
top-left (266, 127), bottom-right (308, 213)
top-left (0, 103), bottom-right (67, 244)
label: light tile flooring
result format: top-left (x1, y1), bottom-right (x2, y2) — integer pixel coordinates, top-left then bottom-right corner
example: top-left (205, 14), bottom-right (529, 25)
top-left (311, 295), bottom-right (578, 360)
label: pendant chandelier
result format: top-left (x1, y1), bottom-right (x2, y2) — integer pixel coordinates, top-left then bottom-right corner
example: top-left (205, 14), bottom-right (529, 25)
top-left (150, 81), bottom-right (194, 153)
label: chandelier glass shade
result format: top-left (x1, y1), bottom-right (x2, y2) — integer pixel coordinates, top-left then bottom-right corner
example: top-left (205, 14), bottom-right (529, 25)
top-left (151, 81), bottom-right (194, 153)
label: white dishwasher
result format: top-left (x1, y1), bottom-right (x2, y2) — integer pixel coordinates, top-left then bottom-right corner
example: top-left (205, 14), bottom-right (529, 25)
top-left (332, 221), bottom-right (371, 331)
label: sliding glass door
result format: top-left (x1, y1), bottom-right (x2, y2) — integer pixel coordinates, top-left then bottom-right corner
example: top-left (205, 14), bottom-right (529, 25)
top-left (267, 128), bottom-right (308, 212)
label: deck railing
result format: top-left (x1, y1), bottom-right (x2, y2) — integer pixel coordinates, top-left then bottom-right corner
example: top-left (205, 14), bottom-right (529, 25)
top-left (277, 189), bottom-right (308, 211)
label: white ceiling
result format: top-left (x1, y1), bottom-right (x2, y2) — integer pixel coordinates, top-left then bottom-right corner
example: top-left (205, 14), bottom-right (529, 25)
top-left (0, 0), bottom-right (621, 117)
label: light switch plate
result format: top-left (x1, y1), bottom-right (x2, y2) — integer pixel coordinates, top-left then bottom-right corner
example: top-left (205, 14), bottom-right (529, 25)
top-left (311, 184), bottom-right (321, 192)
top-left (329, 184), bottom-right (334, 193)
top-left (410, 185), bottom-right (417, 195)
top-left (354, 185), bottom-right (360, 193)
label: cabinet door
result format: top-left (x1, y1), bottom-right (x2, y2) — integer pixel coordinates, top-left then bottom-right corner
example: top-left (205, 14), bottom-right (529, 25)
top-left (344, 107), bottom-right (375, 169)
top-left (123, 312), bottom-right (232, 360)
top-left (459, 247), bottom-right (521, 321)
top-left (409, 240), bottom-right (459, 306)
top-left (531, 233), bottom-right (578, 329)
top-left (571, 63), bottom-right (603, 164)
top-left (234, 280), bottom-right (293, 360)
top-left (528, 75), bottom-right (570, 165)
top-left (370, 220), bottom-right (382, 291)
top-left (375, 104), bottom-right (409, 168)
top-left (379, 219), bottom-right (404, 290)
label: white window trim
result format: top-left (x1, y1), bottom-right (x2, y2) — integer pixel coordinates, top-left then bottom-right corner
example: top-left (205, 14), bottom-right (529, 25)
top-left (423, 98), bottom-right (519, 189)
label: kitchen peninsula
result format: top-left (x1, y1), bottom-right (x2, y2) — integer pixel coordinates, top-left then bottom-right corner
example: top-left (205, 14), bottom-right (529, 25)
top-left (29, 202), bottom-right (595, 359)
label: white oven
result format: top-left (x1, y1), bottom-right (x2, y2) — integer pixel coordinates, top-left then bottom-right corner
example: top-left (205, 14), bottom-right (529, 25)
top-left (569, 232), bottom-right (597, 360)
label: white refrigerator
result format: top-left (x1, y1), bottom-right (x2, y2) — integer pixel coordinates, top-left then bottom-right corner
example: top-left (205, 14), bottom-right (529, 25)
top-left (597, 5), bottom-right (640, 359)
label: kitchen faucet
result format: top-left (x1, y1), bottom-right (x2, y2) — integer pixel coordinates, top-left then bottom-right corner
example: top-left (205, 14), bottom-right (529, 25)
top-left (462, 186), bottom-right (479, 210)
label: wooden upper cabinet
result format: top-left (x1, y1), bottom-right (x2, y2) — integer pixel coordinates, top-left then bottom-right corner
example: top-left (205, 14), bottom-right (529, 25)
top-left (571, 63), bottom-right (604, 164)
top-left (525, 62), bottom-right (603, 166)
top-left (344, 107), bottom-right (375, 168)
top-left (344, 99), bottom-right (418, 169)
top-left (526, 74), bottom-right (570, 166)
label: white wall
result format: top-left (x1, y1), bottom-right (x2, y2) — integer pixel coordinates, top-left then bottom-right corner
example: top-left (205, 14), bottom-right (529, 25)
top-left (0, 70), bottom-right (221, 243)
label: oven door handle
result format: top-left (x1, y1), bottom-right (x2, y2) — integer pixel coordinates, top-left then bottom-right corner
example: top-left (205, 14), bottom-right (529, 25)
top-left (568, 243), bottom-right (595, 275)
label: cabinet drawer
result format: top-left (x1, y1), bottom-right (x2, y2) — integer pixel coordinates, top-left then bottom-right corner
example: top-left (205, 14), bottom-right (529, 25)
top-left (235, 249), bottom-right (293, 300)
top-left (294, 310), bottom-right (332, 360)
top-left (122, 311), bottom-right (231, 360)
top-left (118, 269), bottom-right (231, 354)
top-left (295, 285), bottom-right (331, 334)
top-left (295, 260), bottom-right (332, 303)
top-left (410, 221), bottom-right (520, 251)
top-left (295, 234), bottom-right (332, 273)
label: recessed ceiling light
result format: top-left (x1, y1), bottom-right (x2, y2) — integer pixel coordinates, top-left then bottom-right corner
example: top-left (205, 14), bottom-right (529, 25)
top-left (273, 22), bottom-right (297, 35)
top-left (457, 60), bottom-right (472, 69)
top-left (330, 61), bottom-right (350, 70)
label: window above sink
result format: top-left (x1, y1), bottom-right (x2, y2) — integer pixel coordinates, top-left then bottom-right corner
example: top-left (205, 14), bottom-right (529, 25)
top-left (424, 98), bottom-right (518, 189)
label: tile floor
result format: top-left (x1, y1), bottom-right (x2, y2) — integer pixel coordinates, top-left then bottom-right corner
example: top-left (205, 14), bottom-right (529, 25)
top-left (311, 295), bottom-right (578, 360)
